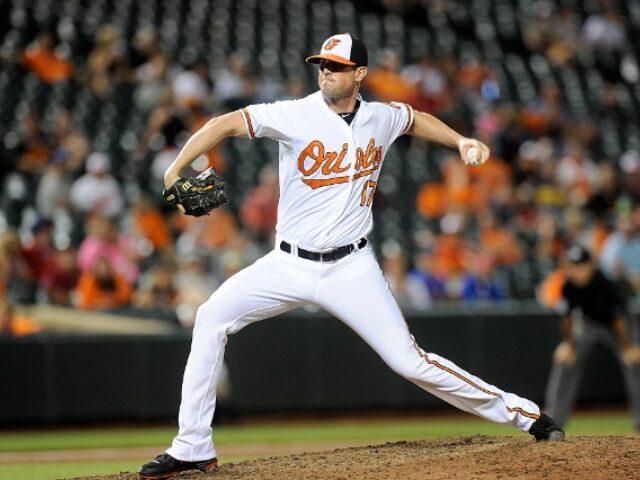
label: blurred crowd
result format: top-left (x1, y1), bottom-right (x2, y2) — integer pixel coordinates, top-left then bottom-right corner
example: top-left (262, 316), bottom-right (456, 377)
top-left (2, 0), bottom-right (640, 335)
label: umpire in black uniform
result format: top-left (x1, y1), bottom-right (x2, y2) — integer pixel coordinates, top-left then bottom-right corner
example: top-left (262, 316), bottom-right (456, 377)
top-left (544, 245), bottom-right (640, 429)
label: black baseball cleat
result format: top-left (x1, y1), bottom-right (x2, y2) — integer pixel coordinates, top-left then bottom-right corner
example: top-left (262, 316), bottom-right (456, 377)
top-left (528, 413), bottom-right (565, 441)
top-left (138, 452), bottom-right (218, 479)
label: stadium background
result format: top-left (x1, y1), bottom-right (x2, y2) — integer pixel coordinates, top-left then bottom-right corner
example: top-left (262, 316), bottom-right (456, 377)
top-left (1, 0), bottom-right (640, 478)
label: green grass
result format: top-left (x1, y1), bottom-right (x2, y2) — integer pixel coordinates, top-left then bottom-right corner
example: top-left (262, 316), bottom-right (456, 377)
top-left (0, 412), bottom-right (635, 480)
top-left (0, 460), bottom-right (142, 480)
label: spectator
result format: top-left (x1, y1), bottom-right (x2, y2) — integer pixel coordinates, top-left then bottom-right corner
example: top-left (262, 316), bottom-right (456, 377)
top-left (381, 242), bottom-right (431, 310)
top-left (619, 150), bottom-right (640, 207)
top-left (77, 216), bottom-right (139, 284)
top-left (521, 82), bottom-right (570, 135)
top-left (410, 246), bottom-right (447, 302)
top-left (0, 172), bottom-right (31, 227)
top-left (21, 32), bottom-right (73, 84)
top-left (416, 155), bottom-right (478, 220)
top-left (13, 111), bottom-right (51, 177)
top-left (213, 53), bottom-right (255, 109)
top-left (174, 254), bottom-right (219, 328)
top-left (477, 212), bottom-right (522, 267)
top-left (21, 218), bottom-right (56, 284)
top-left (0, 299), bottom-right (39, 337)
top-left (211, 231), bottom-right (264, 283)
top-left (129, 196), bottom-right (172, 253)
top-left (460, 250), bottom-right (506, 302)
top-left (52, 110), bottom-right (90, 174)
top-left (76, 256), bottom-right (132, 310)
top-left (0, 230), bottom-right (37, 304)
top-left (133, 263), bottom-right (177, 312)
top-left (86, 25), bottom-right (126, 98)
top-left (279, 78), bottom-right (307, 101)
top-left (171, 62), bottom-right (210, 110)
top-left (364, 49), bottom-right (417, 103)
top-left (582, 4), bottom-right (627, 53)
top-left (176, 208), bottom-right (238, 258)
top-left (129, 26), bottom-right (160, 69)
top-left (534, 214), bottom-right (567, 275)
top-left (41, 248), bottom-right (79, 306)
top-left (562, 207), bottom-right (590, 247)
top-left (546, 5), bottom-right (581, 65)
top-left (69, 152), bottom-right (125, 218)
top-left (555, 140), bottom-right (598, 206)
top-left (240, 164), bottom-right (279, 242)
top-left (537, 265), bottom-right (567, 311)
top-left (586, 162), bottom-right (620, 219)
top-left (600, 212), bottom-right (640, 292)
top-left (35, 149), bottom-right (71, 219)
top-left (432, 221), bottom-right (468, 282)
top-left (185, 104), bottom-right (227, 173)
top-left (401, 55), bottom-right (447, 110)
top-left (134, 51), bottom-right (171, 111)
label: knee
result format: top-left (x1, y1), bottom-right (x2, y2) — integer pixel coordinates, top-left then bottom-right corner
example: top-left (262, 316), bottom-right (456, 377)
top-left (386, 357), bottom-right (424, 383)
top-left (193, 298), bottom-right (233, 336)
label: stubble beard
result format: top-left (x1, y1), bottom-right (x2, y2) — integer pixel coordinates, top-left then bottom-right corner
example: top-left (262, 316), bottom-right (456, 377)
top-left (319, 79), bottom-right (357, 102)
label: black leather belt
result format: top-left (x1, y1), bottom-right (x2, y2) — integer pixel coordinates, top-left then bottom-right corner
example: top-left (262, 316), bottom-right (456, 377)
top-left (280, 238), bottom-right (367, 262)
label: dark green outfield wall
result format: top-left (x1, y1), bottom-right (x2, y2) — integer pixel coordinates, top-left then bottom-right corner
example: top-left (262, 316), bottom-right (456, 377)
top-left (0, 305), bottom-right (629, 424)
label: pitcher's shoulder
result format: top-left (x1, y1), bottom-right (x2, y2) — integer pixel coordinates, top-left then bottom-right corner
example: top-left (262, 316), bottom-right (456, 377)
top-left (260, 93), bottom-right (319, 113)
top-left (367, 100), bottom-right (409, 112)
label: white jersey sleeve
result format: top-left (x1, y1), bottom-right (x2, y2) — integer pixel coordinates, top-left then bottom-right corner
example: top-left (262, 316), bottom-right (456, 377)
top-left (240, 102), bottom-right (293, 143)
top-left (382, 101), bottom-right (414, 144)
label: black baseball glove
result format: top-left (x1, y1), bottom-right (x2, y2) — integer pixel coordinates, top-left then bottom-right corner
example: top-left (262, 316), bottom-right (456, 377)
top-left (163, 167), bottom-right (228, 217)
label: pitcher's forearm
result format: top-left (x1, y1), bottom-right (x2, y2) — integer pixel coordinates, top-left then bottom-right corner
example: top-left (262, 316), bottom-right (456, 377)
top-left (408, 110), bottom-right (464, 148)
top-left (164, 111), bottom-right (246, 187)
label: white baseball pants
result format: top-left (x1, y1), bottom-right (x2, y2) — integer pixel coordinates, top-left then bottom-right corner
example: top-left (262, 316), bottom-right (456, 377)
top-left (167, 244), bottom-right (540, 461)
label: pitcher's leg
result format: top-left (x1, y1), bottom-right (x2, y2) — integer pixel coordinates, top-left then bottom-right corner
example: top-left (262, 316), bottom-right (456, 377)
top-left (167, 251), bottom-right (309, 461)
top-left (316, 248), bottom-right (540, 432)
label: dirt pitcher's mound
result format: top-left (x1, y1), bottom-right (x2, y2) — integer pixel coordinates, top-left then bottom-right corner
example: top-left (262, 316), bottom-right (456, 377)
top-left (84, 435), bottom-right (639, 480)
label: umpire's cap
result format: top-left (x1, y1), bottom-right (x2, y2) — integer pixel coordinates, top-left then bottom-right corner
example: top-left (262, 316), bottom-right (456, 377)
top-left (306, 33), bottom-right (368, 67)
top-left (566, 245), bottom-right (592, 264)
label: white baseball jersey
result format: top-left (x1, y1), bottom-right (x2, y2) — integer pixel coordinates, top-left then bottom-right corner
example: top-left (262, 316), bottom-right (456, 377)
top-left (240, 91), bottom-right (414, 250)
top-left (166, 89), bottom-right (543, 465)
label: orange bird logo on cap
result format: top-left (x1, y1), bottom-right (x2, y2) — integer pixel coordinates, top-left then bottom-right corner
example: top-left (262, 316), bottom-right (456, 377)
top-left (324, 38), bottom-right (341, 50)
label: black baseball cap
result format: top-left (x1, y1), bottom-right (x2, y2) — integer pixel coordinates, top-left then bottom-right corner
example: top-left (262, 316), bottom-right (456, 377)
top-left (566, 245), bottom-right (592, 264)
top-left (305, 33), bottom-right (368, 67)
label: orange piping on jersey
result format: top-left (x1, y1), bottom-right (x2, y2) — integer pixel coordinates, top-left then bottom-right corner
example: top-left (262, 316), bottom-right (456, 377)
top-left (302, 176), bottom-right (350, 189)
top-left (242, 108), bottom-right (255, 139)
top-left (402, 103), bottom-right (414, 134)
top-left (410, 336), bottom-right (540, 421)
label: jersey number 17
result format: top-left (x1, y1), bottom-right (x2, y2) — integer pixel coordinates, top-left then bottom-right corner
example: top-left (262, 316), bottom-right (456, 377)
top-left (360, 180), bottom-right (377, 207)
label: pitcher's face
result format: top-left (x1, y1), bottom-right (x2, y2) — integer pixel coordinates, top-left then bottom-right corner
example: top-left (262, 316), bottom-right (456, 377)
top-left (317, 60), bottom-right (367, 99)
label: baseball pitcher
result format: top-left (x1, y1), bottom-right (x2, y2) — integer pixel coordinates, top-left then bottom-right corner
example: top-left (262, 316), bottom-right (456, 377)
top-left (139, 34), bottom-right (564, 479)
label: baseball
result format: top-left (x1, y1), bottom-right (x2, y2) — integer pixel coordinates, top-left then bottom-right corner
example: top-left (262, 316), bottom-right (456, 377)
top-left (467, 146), bottom-right (479, 166)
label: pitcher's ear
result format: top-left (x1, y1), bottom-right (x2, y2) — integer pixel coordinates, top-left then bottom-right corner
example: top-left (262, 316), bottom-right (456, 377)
top-left (355, 66), bottom-right (368, 82)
